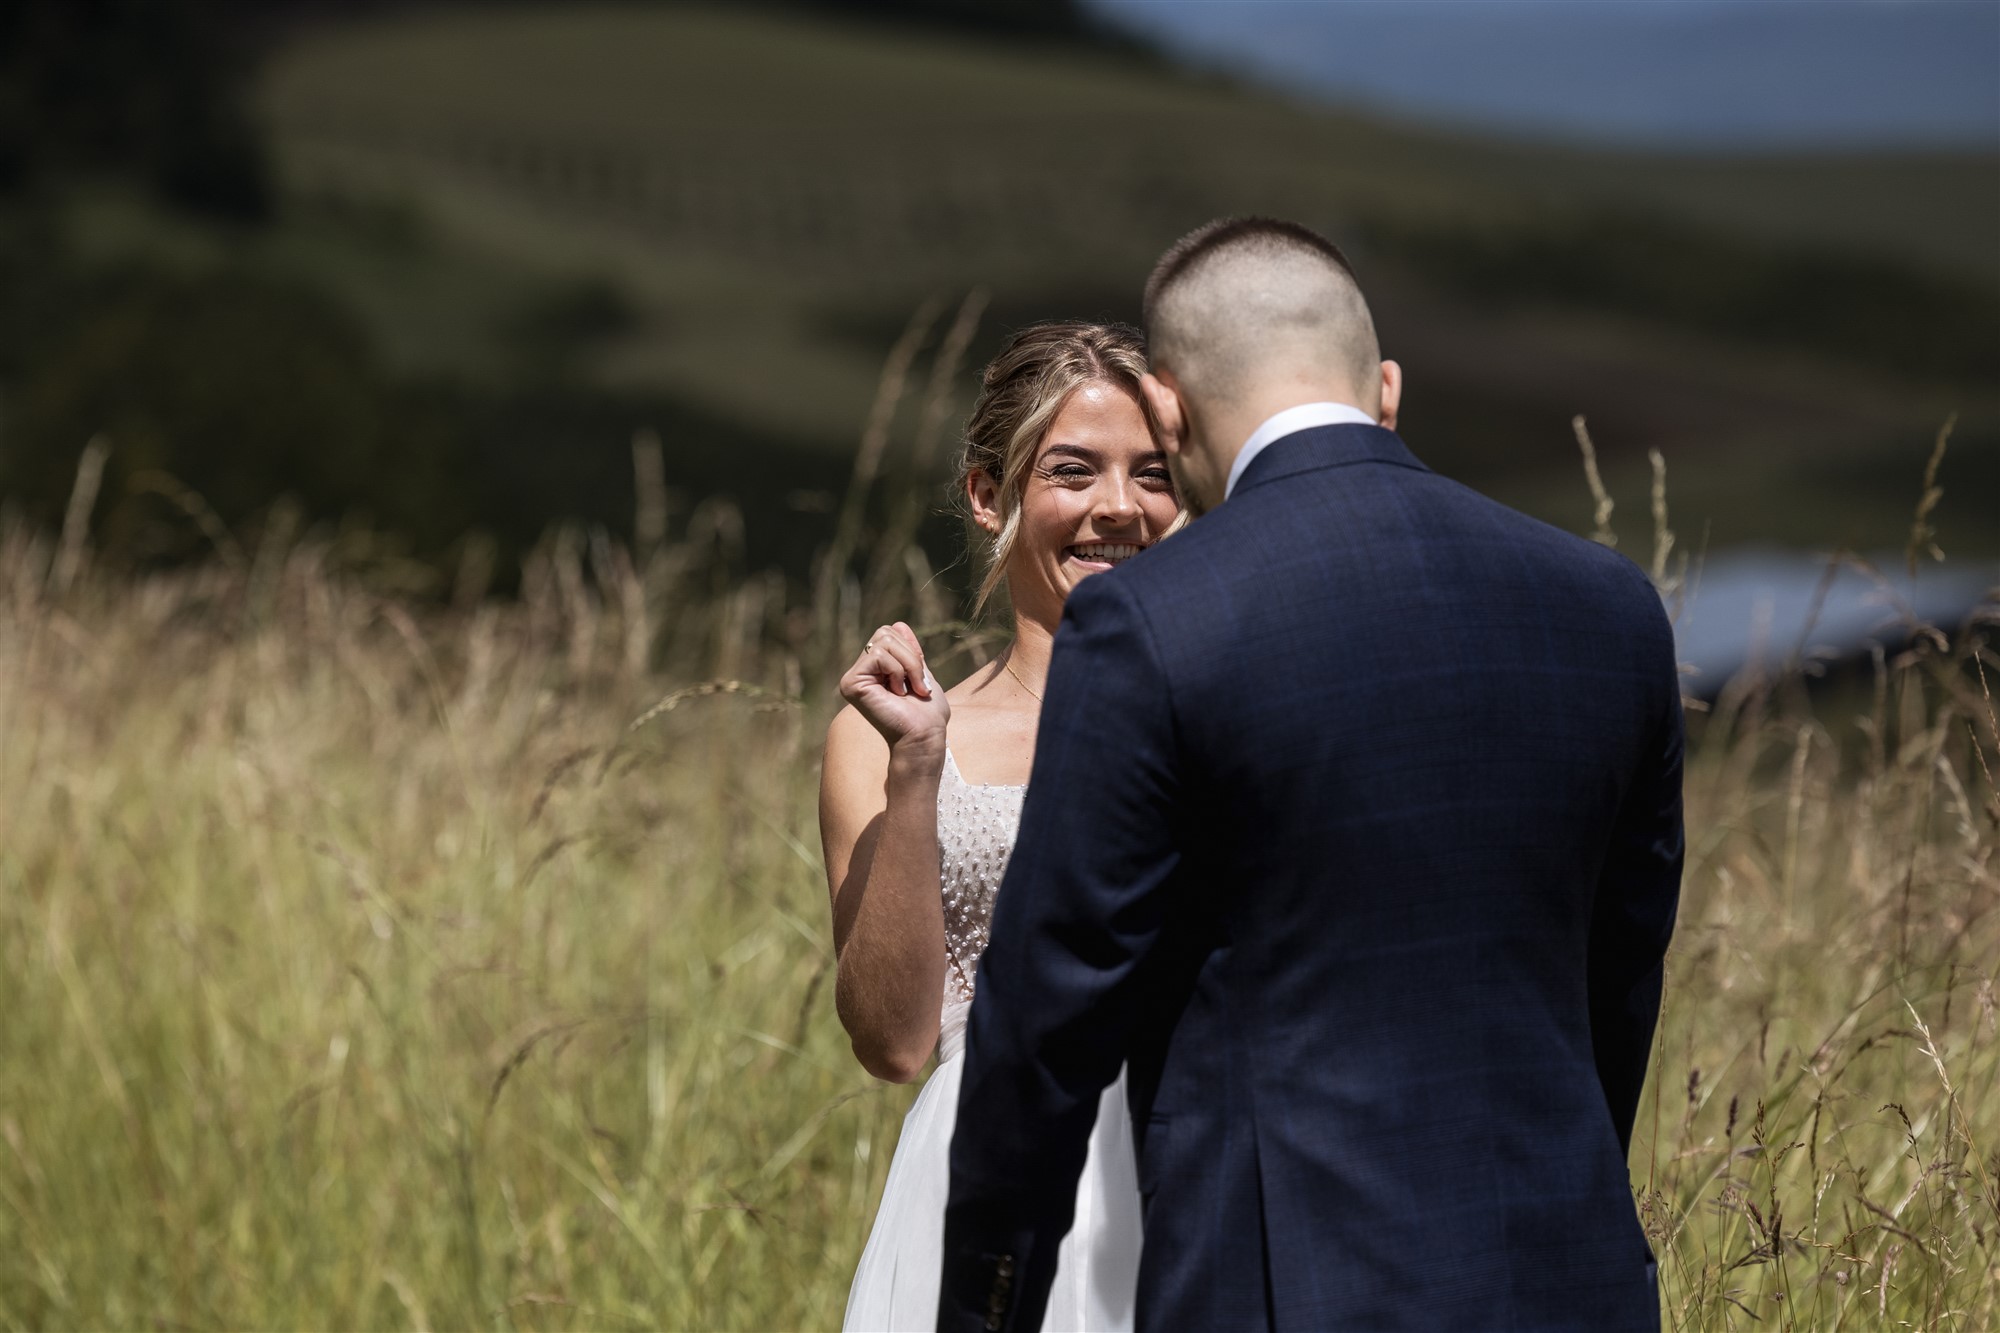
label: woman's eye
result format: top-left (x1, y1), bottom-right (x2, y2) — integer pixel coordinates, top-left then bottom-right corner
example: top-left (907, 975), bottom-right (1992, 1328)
top-left (1049, 464), bottom-right (1092, 480)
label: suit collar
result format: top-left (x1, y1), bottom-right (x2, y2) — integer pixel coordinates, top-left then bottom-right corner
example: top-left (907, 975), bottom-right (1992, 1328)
top-left (1226, 401), bottom-right (1377, 498)
top-left (1228, 423), bottom-right (1430, 497)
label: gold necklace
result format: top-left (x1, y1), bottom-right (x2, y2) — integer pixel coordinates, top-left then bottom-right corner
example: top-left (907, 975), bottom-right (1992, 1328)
top-left (1002, 657), bottom-right (1043, 701)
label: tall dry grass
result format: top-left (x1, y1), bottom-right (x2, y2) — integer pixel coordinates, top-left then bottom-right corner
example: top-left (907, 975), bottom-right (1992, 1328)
top-left (0, 496), bottom-right (878, 1330)
top-left (0, 346), bottom-right (1994, 1329)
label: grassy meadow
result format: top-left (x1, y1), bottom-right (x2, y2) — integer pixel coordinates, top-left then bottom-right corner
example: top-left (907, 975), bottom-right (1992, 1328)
top-left (2, 392), bottom-right (1997, 1333)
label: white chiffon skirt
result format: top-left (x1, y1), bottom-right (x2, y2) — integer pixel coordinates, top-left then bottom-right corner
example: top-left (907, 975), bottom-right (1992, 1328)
top-left (843, 999), bottom-right (1143, 1332)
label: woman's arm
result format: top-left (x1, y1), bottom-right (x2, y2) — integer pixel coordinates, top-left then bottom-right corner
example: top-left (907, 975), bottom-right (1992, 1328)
top-left (819, 623), bottom-right (951, 1083)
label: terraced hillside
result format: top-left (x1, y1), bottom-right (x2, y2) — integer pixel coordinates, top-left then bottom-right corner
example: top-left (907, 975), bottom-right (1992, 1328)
top-left (254, 4), bottom-right (1997, 553)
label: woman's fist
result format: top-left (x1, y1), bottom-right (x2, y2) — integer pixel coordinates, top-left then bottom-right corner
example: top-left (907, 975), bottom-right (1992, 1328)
top-left (839, 622), bottom-right (949, 750)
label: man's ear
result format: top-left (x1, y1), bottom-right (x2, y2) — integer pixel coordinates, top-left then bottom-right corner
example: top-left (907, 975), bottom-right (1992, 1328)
top-left (1377, 359), bottom-right (1403, 432)
top-left (1140, 371), bottom-right (1186, 456)
top-left (966, 468), bottom-right (1003, 534)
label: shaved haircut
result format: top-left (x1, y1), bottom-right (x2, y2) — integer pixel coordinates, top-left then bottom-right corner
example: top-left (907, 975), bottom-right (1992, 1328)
top-left (1144, 217), bottom-right (1382, 412)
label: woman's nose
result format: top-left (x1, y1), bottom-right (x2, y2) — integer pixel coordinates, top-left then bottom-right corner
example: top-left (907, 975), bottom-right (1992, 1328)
top-left (1096, 477), bottom-right (1139, 522)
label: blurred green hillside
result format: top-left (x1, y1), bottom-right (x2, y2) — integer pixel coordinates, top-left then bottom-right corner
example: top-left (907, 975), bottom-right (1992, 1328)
top-left (6, 1), bottom-right (1995, 576)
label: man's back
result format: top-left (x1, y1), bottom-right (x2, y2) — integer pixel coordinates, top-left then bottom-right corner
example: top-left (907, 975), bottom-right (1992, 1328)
top-left (946, 423), bottom-right (1682, 1332)
top-left (1116, 423), bottom-right (1680, 1328)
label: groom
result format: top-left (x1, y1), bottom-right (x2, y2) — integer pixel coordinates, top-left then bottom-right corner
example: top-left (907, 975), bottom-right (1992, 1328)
top-left (939, 218), bottom-right (1683, 1332)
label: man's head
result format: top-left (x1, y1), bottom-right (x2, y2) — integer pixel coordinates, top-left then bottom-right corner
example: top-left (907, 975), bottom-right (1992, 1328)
top-left (1140, 217), bottom-right (1400, 510)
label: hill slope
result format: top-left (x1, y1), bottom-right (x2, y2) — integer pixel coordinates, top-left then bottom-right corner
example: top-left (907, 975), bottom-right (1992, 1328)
top-left (252, 4), bottom-right (1998, 553)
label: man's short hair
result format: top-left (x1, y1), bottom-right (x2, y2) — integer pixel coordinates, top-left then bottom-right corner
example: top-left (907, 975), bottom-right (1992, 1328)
top-left (1143, 217), bottom-right (1359, 325)
top-left (1142, 216), bottom-right (1380, 409)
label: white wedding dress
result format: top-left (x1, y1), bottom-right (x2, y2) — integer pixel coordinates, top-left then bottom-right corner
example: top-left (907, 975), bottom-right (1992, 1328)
top-left (843, 749), bottom-right (1143, 1332)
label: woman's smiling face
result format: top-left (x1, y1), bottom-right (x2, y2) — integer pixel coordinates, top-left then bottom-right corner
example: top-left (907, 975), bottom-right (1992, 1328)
top-left (993, 379), bottom-right (1179, 617)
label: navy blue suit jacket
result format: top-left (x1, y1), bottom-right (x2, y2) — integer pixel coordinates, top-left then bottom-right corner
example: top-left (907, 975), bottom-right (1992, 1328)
top-left (939, 425), bottom-right (1683, 1332)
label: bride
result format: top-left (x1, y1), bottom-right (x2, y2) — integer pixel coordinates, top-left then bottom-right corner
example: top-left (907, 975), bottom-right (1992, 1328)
top-left (820, 321), bottom-right (1187, 1332)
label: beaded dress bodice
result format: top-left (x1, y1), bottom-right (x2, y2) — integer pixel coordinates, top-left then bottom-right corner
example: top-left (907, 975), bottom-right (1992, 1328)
top-left (937, 747), bottom-right (1027, 1006)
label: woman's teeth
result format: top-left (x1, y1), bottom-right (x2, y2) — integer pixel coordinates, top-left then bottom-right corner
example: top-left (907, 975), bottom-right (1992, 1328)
top-left (1068, 543), bottom-right (1141, 565)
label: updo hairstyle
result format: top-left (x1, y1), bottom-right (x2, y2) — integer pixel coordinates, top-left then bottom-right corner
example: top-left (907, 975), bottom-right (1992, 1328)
top-left (954, 320), bottom-right (1178, 612)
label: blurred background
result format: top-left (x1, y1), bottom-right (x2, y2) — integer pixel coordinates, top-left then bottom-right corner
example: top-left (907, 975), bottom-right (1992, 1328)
top-left (3, 0), bottom-right (1996, 640)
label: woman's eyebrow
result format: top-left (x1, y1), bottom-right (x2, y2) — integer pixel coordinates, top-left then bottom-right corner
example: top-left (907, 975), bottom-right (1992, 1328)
top-left (1041, 444), bottom-right (1169, 464)
top-left (1041, 443), bottom-right (1100, 462)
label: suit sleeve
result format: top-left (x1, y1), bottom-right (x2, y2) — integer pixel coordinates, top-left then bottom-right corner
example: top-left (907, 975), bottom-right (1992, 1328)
top-left (1588, 609), bottom-right (1685, 1158)
top-left (939, 574), bottom-right (1181, 1333)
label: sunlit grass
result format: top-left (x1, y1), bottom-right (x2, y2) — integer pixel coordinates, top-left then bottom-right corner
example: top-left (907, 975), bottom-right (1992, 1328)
top-left (0, 516), bottom-right (917, 1330)
top-left (1645, 650), bottom-right (2000, 1330)
top-left (0, 432), bottom-right (1994, 1328)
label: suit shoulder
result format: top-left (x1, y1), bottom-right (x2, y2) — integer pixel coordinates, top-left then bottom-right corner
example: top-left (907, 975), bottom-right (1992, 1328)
top-left (1110, 501), bottom-right (1257, 591)
top-left (1424, 474), bottom-right (1667, 611)
top-left (1515, 515), bottom-right (1678, 665)
top-left (1556, 529), bottom-right (1671, 630)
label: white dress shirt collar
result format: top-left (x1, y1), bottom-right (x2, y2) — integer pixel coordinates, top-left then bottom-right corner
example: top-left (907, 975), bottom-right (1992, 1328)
top-left (1224, 401), bottom-right (1379, 500)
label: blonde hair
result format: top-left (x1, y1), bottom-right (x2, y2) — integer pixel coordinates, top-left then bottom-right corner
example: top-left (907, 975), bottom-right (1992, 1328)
top-left (955, 320), bottom-right (1182, 613)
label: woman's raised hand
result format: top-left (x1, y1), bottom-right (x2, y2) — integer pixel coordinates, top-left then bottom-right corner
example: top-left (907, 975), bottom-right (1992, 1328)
top-left (839, 621), bottom-right (949, 751)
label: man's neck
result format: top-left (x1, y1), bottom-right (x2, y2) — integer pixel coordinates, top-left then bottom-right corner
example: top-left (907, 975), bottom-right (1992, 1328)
top-left (1202, 381), bottom-right (1369, 482)
top-left (1221, 399), bottom-right (1378, 500)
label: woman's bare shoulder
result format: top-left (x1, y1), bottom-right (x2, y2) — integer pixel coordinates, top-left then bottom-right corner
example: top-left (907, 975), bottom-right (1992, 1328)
top-left (823, 703), bottom-right (890, 778)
